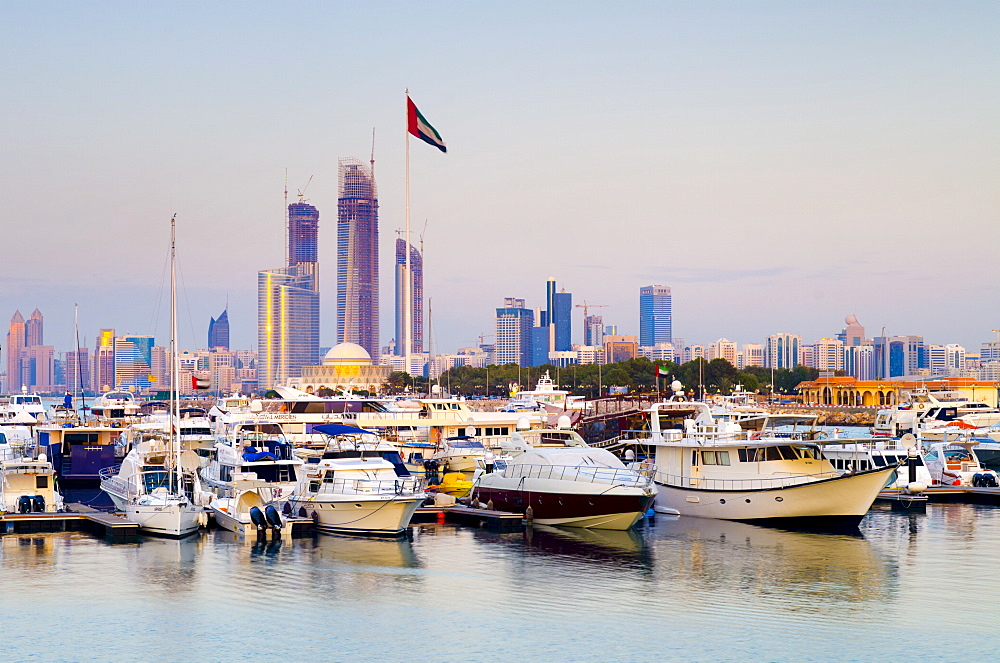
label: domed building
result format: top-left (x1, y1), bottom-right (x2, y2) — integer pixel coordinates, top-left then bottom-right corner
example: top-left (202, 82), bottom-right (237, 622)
top-left (286, 342), bottom-right (390, 394)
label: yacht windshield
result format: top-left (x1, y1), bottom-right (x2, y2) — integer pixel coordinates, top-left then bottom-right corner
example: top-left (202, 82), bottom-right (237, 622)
top-left (448, 438), bottom-right (484, 449)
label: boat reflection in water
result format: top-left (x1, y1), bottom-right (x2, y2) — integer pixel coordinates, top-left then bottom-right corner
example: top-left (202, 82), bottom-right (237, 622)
top-left (645, 514), bottom-right (894, 607)
top-left (524, 523), bottom-right (649, 562)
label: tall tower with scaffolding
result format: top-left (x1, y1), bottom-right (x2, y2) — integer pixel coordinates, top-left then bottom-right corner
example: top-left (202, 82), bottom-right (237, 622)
top-left (337, 157), bottom-right (379, 358)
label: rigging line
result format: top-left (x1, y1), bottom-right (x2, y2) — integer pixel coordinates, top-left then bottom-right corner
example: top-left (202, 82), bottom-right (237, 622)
top-left (174, 253), bottom-right (199, 352)
top-left (147, 244), bottom-right (171, 340)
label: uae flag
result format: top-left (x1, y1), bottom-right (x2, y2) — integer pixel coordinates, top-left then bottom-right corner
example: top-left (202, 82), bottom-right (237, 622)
top-left (656, 365), bottom-right (670, 377)
top-left (407, 96), bottom-right (446, 153)
top-left (191, 376), bottom-right (210, 390)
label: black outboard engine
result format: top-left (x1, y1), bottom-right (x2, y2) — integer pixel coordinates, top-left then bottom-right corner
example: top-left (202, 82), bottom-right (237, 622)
top-left (249, 506), bottom-right (268, 530)
top-left (32, 495), bottom-right (45, 513)
top-left (18, 496), bottom-right (32, 514)
top-left (264, 504), bottom-right (283, 530)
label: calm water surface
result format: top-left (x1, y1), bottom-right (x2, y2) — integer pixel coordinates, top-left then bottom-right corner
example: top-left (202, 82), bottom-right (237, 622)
top-left (2, 504), bottom-right (996, 662)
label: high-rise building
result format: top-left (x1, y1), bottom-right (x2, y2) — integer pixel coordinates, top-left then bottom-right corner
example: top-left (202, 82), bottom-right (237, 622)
top-left (809, 338), bottom-right (845, 372)
top-left (65, 348), bottom-right (90, 394)
top-left (20, 345), bottom-right (54, 391)
top-left (394, 239), bottom-right (423, 355)
top-left (873, 335), bottom-right (926, 378)
top-left (258, 264), bottom-right (320, 389)
top-left (584, 315), bottom-right (604, 347)
top-left (765, 333), bottom-right (802, 369)
top-left (739, 344), bottom-right (764, 369)
top-left (837, 314), bottom-right (865, 347)
top-left (287, 201), bottom-right (319, 266)
top-left (494, 298), bottom-right (533, 366)
top-left (552, 290), bottom-right (572, 351)
top-left (5, 311), bottom-right (25, 391)
top-left (114, 336), bottom-right (151, 390)
top-left (208, 308), bottom-right (230, 350)
top-left (25, 308), bottom-right (43, 347)
top-left (639, 285), bottom-right (672, 347)
top-left (337, 157), bottom-right (379, 359)
top-left (707, 338), bottom-right (737, 364)
top-left (93, 328), bottom-right (115, 392)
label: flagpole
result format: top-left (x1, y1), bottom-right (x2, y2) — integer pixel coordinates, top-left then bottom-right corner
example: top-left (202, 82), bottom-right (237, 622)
top-left (404, 89), bottom-right (413, 380)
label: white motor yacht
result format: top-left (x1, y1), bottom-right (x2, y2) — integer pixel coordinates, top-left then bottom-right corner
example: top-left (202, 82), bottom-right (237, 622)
top-left (201, 422), bottom-right (304, 535)
top-left (431, 436), bottom-right (488, 472)
top-left (286, 424), bottom-right (423, 536)
top-left (473, 421), bottom-right (656, 530)
top-left (623, 401), bottom-right (896, 530)
top-left (923, 440), bottom-right (999, 487)
top-left (89, 390), bottom-right (142, 421)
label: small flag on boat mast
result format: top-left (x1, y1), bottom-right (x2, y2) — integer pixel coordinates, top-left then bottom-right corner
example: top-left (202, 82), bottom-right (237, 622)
top-left (656, 365), bottom-right (670, 378)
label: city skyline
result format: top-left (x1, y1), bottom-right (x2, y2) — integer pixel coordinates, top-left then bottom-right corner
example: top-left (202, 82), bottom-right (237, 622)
top-left (1, 3), bottom-right (997, 355)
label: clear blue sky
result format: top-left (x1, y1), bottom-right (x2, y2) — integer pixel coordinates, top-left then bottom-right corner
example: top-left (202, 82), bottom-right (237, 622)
top-left (1, 1), bottom-right (997, 354)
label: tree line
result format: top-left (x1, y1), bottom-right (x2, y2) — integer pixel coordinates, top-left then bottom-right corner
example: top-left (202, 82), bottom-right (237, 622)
top-left (387, 357), bottom-right (819, 398)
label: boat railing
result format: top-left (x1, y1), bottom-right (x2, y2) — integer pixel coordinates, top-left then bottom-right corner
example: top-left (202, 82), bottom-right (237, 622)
top-left (99, 467), bottom-right (194, 500)
top-left (654, 469), bottom-right (843, 491)
top-left (500, 464), bottom-right (654, 488)
top-left (307, 476), bottom-right (422, 497)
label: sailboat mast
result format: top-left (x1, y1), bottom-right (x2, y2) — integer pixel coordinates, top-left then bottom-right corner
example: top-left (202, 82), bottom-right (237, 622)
top-left (170, 215), bottom-right (180, 496)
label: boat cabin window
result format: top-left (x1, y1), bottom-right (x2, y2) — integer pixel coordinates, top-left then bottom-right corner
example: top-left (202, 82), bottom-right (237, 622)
top-left (36, 476), bottom-right (48, 489)
top-left (180, 427), bottom-right (212, 436)
top-left (700, 450), bottom-right (731, 466)
top-left (925, 450), bottom-right (939, 461)
top-left (932, 408), bottom-right (959, 421)
top-left (792, 446), bottom-right (821, 460)
top-left (944, 449), bottom-right (973, 462)
top-left (64, 433), bottom-right (101, 445)
top-left (474, 427), bottom-right (510, 437)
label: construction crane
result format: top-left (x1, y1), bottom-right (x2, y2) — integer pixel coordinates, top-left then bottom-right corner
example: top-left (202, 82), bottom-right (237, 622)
top-left (297, 175), bottom-right (314, 203)
top-left (478, 333), bottom-right (494, 347)
top-left (575, 301), bottom-right (609, 319)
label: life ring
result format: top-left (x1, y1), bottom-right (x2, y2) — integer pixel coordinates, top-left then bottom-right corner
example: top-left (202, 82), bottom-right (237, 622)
top-left (750, 432), bottom-right (762, 440)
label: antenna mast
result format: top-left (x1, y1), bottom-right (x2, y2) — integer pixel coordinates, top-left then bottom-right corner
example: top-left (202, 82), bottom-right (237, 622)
top-left (283, 168), bottom-right (289, 265)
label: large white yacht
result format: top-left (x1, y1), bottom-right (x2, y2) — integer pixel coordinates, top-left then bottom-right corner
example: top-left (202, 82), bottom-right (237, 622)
top-left (89, 390), bottom-right (142, 421)
top-left (473, 420), bottom-right (656, 530)
top-left (873, 389), bottom-right (1000, 438)
top-left (0, 390), bottom-right (47, 423)
top-left (286, 424), bottom-right (423, 536)
top-left (623, 401), bottom-right (896, 529)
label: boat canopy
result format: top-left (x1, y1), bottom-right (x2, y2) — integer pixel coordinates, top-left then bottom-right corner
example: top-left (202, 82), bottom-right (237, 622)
top-left (314, 423), bottom-right (375, 437)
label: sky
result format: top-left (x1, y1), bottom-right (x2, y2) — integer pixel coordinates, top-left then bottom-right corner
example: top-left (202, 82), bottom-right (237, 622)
top-left (1, 1), bottom-right (998, 356)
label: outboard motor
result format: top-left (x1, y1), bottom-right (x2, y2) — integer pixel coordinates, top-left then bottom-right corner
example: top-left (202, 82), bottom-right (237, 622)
top-left (32, 495), bottom-right (45, 513)
top-left (249, 506), bottom-right (268, 530)
top-left (264, 504), bottom-right (283, 530)
top-left (18, 496), bottom-right (32, 514)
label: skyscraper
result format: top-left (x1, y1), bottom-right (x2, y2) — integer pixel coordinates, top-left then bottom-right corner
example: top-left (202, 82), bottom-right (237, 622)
top-left (552, 290), bottom-right (572, 351)
top-left (337, 157), bottom-right (379, 358)
top-left (495, 298), bottom-right (533, 366)
top-left (258, 263), bottom-right (319, 389)
top-left (584, 315), bottom-right (604, 347)
top-left (765, 333), bottom-right (802, 369)
top-left (639, 285), bottom-right (672, 347)
top-left (208, 308), bottom-right (230, 350)
top-left (25, 308), bottom-right (43, 347)
top-left (394, 238), bottom-right (422, 355)
top-left (114, 335), bottom-right (153, 390)
top-left (287, 202), bottom-right (319, 266)
top-left (93, 328), bottom-right (115, 392)
top-left (5, 311), bottom-right (25, 391)
top-left (257, 191), bottom-right (320, 390)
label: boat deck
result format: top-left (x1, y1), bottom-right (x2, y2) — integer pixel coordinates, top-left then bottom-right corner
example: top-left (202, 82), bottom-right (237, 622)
top-left (878, 486), bottom-right (1000, 505)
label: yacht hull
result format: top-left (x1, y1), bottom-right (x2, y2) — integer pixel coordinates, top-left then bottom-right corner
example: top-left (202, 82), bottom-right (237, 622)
top-left (474, 485), bottom-right (654, 530)
top-left (652, 466), bottom-right (895, 528)
top-left (288, 495), bottom-right (422, 536)
top-left (122, 503), bottom-right (202, 538)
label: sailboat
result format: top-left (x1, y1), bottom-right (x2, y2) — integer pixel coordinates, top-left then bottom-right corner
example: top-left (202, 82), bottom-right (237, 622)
top-left (100, 215), bottom-right (204, 537)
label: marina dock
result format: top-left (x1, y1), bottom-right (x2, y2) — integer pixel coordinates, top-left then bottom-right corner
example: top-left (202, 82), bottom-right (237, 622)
top-left (412, 504), bottom-right (525, 531)
top-left (1, 503), bottom-right (139, 543)
top-left (878, 486), bottom-right (1000, 506)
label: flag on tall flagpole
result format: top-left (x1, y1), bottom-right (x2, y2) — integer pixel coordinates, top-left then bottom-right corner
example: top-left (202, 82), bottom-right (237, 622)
top-left (407, 96), bottom-right (446, 153)
top-left (656, 365), bottom-right (670, 377)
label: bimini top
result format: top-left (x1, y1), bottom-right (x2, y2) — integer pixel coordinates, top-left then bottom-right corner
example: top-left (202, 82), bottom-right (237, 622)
top-left (313, 423), bottom-right (376, 437)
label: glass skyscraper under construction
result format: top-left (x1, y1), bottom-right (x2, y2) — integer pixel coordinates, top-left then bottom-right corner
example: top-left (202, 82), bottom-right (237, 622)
top-left (337, 158), bottom-right (379, 359)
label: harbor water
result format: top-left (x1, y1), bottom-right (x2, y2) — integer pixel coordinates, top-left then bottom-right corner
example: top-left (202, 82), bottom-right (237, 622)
top-left (2, 503), bottom-right (998, 662)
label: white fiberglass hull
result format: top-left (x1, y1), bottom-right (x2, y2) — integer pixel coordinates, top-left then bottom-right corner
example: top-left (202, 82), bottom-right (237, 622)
top-left (653, 466), bottom-right (895, 528)
top-left (289, 494), bottom-right (422, 536)
top-left (436, 454), bottom-right (481, 472)
top-left (123, 502), bottom-right (202, 537)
